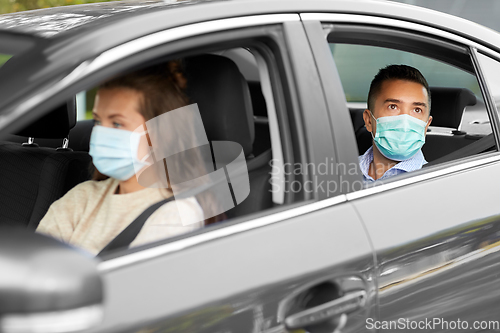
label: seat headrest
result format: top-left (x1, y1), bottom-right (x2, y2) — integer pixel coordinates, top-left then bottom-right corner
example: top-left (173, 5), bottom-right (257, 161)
top-left (430, 87), bottom-right (476, 129)
top-left (16, 98), bottom-right (77, 139)
top-left (185, 54), bottom-right (254, 156)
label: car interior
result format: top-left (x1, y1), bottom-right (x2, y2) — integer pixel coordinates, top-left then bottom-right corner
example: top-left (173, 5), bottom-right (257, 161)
top-left (0, 38), bottom-right (497, 251)
top-left (349, 86), bottom-right (484, 160)
top-left (0, 48), bottom-right (275, 235)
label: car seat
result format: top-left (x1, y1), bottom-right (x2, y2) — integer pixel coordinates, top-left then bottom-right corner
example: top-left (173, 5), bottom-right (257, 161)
top-left (0, 100), bottom-right (91, 229)
top-left (185, 54), bottom-right (273, 218)
top-left (422, 87), bottom-right (477, 162)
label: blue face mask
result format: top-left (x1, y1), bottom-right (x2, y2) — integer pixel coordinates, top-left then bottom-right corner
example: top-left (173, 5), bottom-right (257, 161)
top-left (370, 111), bottom-right (428, 161)
top-left (89, 126), bottom-right (151, 181)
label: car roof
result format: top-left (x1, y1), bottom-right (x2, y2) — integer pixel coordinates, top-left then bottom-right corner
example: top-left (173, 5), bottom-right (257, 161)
top-left (0, 0), bottom-right (218, 38)
top-left (0, 0), bottom-right (498, 46)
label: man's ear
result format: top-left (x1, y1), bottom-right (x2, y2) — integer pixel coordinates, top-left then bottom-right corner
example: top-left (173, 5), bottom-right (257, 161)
top-left (424, 115), bottom-right (433, 136)
top-left (363, 109), bottom-right (374, 133)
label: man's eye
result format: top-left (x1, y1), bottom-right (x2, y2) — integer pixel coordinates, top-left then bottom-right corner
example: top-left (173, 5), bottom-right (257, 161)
top-left (414, 108), bottom-right (422, 113)
top-left (388, 104), bottom-right (398, 110)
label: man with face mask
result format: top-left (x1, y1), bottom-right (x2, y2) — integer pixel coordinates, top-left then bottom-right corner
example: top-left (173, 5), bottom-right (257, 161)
top-left (359, 65), bottom-right (433, 181)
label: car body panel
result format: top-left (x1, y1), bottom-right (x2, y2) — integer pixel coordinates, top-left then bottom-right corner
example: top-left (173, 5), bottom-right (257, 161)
top-left (351, 157), bottom-right (500, 329)
top-left (91, 201), bottom-right (375, 332)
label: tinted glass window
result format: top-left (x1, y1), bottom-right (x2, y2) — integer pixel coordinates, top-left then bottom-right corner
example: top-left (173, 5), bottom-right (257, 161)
top-left (331, 43), bottom-right (487, 135)
top-left (477, 52), bottom-right (500, 114)
top-left (0, 35), bottom-right (35, 71)
top-left (0, 54), bottom-right (11, 67)
top-left (331, 44), bottom-right (480, 104)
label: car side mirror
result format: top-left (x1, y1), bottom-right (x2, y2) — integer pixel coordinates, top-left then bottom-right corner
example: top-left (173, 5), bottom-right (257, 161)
top-left (0, 228), bottom-right (104, 333)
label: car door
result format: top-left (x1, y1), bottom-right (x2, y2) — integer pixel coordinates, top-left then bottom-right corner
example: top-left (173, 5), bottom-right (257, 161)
top-left (72, 16), bottom-right (376, 333)
top-left (303, 13), bottom-right (500, 331)
top-left (0, 14), bottom-right (374, 333)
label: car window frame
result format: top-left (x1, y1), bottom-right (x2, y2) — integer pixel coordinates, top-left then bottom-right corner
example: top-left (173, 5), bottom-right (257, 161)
top-left (8, 15), bottom-right (337, 267)
top-left (301, 13), bottom-right (500, 196)
top-left (98, 28), bottom-right (306, 263)
top-left (472, 48), bottom-right (500, 146)
top-left (96, 17), bottom-right (348, 268)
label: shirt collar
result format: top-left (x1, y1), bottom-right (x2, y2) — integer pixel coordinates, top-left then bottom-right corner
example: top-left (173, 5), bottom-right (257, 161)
top-left (358, 146), bottom-right (427, 182)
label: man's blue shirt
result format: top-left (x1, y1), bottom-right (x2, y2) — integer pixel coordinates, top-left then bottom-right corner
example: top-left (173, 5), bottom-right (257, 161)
top-left (358, 146), bottom-right (427, 182)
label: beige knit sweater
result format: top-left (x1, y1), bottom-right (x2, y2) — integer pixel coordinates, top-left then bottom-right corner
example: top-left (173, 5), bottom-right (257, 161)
top-left (36, 178), bottom-right (204, 255)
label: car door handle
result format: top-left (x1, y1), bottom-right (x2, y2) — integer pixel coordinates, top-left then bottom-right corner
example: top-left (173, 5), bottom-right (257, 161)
top-left (284, 290), bottom-right (366, 330)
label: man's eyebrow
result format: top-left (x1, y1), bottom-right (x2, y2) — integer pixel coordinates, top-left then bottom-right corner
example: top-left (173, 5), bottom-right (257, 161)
top-left (412, 102), bottom-right (428, 108)
top-left (383, 98), bottom-right (402, 104)
top-left (383, 99), bottom-right (428, 108)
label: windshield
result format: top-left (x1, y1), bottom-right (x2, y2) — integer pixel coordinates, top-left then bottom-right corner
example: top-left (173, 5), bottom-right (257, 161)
top-left (0, 53), bottom-right (11, 67)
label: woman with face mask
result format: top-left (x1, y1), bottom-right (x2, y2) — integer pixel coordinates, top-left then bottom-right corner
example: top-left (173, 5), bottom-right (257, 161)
top-left (36, 62), bottom-right (221, 255)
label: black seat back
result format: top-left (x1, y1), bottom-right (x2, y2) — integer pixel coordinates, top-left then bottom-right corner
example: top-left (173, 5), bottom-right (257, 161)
top-left (423, 87), bottom-right (477, 162)
top-left (0, 100), bottom-right (91, 229)
top-left (185, 54), bottom-right (272, 218)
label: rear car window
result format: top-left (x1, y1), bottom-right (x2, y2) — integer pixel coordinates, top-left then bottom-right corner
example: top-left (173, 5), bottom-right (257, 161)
top-left (331, 44), bottom-right (480, 102)
top-left (328, 40), bottom-right (496, 171)
top-left (330, 43), bottom-right (487, 136)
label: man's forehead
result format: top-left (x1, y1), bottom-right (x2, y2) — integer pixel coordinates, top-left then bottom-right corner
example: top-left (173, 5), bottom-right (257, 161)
top-left (379, 79), bottom-right (429, 102)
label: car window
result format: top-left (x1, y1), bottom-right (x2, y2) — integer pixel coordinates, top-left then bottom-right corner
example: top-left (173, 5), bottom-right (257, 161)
top-left (3, 33), bottom-right (305, 257)
top-left (0, 53), bottom-right (11, 67)
top-left (332, 44), bottom-right (481, 103)
top-left (331, 43), bottom-right (489, 136)
top-left (476, 52), bottom-right (500, 116)
top-left (0, 34), bottom-right (36, 74)
top-left (324, 25), bottom-right (497, 184)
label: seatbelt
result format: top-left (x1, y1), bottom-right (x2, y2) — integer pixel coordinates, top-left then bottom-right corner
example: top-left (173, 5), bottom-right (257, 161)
top-left (97, 151), bottom-right (255, 256)
top-left (97, 196), bottom-right (174, 256)
top-left (424, 133), bottom-right (496, 167)
top-left (97, 179), bottom-right (223, 257)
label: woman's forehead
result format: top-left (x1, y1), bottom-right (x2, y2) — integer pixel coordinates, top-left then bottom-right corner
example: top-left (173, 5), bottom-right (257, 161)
top-left (94, 88), bottom-right (143, 116)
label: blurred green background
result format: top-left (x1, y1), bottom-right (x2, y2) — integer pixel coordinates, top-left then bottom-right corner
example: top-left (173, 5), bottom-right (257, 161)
top-left (0, 0), bottom-right (116, 14)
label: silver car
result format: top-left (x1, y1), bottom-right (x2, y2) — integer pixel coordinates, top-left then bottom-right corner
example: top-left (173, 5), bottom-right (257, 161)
top-left (0, 0), bottom-right (499, 332)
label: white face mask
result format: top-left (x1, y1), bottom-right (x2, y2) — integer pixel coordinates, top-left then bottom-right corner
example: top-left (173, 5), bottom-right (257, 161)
top-left (89, 126), bottom-right (151, 181)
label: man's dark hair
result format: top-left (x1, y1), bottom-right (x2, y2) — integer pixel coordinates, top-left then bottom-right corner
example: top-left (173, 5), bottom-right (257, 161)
top-left (367, 64), bottom-right (431, 112)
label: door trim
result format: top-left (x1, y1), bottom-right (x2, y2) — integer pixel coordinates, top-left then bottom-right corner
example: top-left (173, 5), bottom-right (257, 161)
top-left (300, 13), bottom-right (491, 54)
top-left (99, 194), bottom-right (347, 272)
top-left (346, 153), bottom-right (500, 201)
